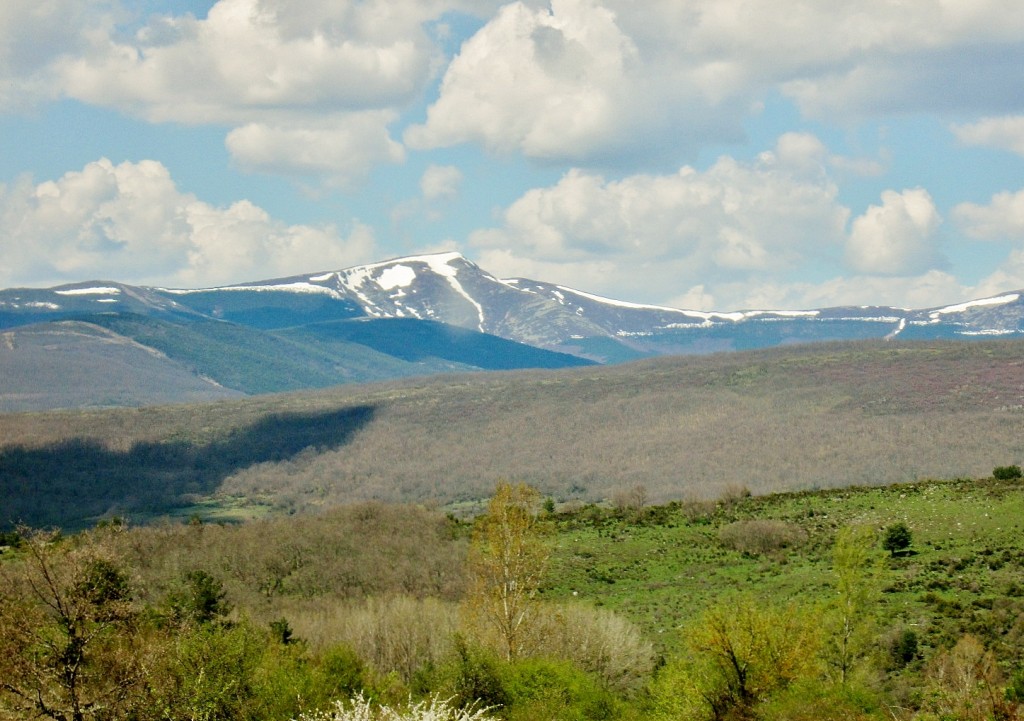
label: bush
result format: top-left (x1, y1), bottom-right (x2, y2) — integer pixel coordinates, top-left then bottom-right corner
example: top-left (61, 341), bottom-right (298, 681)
top-left (889, 628), bottom-right (919, 668)
top-left (296, 694), bottom-right (494, 721)
top-left (718, 520), bottom-right (807, 555)
top-left (529, 604), bottom-right (655, 693)
top-left (502, 657), bottom-right (619, 721)
top-left (993, 465), bottom-right (1023, 481)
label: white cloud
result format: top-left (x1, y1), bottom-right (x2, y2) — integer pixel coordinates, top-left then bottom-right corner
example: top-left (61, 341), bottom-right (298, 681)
top-left (59, 0), bottom-right (441, 124)
top-left (471, 134), bottom-right (850, 304)
top-left (0, 0), bottom-right (118, 109)
top-left (971, 249), bottom-right (1024, 297)
top-left (845, 188), bottom-right (942, 275)
top-left (954, 189), bottom-right (1024, 241)
top-left (405, 0), bottom-right (650, 161)
top-left (420, 164), bottom-right (463, 201)
top-left (952, 116), bottom-right (1024, 157)
top-left (225, 112), bottom-right (405, 188)
top-left (408, 0), bottom-right (1024, 164)
top-left (0, 158), bottom-right (375, 288)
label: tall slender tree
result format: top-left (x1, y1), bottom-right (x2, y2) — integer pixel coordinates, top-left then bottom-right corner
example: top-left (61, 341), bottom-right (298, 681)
top-left (466, 482), bottom-right (549, 661)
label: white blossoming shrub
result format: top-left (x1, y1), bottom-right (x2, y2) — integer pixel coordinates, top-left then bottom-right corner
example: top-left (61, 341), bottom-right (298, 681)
top-left (295, 694), bottom-right (494, 721)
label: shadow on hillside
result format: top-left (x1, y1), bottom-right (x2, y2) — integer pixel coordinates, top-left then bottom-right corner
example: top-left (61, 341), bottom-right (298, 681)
top-left (0, 405), bottom-right (376, 530)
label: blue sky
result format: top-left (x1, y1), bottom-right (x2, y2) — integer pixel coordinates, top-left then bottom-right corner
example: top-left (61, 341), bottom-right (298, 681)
top-left (3, 0), bottom-right (1024, 311)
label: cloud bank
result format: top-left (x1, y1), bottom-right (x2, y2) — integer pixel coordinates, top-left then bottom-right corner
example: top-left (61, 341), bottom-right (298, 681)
top-left (0, 159), bottom-right (375, 288)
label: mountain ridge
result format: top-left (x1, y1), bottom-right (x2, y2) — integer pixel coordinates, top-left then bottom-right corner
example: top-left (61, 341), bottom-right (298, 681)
top-left (1, 252), bottom-right (1023, 410)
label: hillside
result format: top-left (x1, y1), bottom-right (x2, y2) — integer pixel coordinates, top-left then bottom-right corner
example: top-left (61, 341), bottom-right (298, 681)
top-left (1, 338), bottom-right (1022, 530)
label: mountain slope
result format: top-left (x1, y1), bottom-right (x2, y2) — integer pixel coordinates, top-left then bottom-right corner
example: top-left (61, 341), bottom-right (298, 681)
top-left (0, 321), bottom-right (243, 412)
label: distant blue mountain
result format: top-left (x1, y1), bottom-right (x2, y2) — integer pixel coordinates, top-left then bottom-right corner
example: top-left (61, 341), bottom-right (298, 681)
top-left (1, 252), bottom-right (1022, 409)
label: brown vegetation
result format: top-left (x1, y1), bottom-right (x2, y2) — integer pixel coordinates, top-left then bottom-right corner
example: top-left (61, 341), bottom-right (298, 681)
top-left (2, 339), bottom-right (1023, 528)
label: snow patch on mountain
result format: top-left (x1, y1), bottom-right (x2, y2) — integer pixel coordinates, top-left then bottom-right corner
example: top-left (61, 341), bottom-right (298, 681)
top-left (929, 293), bottom-right (1021, 319)
top-left (55, 286), bottom-right (122, 296)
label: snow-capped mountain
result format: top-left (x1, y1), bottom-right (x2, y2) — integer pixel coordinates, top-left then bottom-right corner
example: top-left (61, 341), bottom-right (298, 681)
top-left (3, 251), bottom-right (1024, 365)
top-left (162, 251), bottom-right (1024, 359)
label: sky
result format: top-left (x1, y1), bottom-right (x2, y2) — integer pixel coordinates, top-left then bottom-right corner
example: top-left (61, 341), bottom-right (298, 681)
top-left (3, 0), bottom-right (1024, 311)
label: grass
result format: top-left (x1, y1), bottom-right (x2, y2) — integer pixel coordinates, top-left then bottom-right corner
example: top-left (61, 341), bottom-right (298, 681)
top-left (541, 474), bottom-right (1024, 664)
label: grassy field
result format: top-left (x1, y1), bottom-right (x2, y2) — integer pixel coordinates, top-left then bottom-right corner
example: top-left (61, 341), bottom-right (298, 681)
top-left (542, 474), bottom-right (1024, 668)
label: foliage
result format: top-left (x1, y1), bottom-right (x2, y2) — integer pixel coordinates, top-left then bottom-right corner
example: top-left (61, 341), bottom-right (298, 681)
top-left (0, 527), bottom-right (148, 721)
top-left (466, 483), bottom-right (549, 661)
top-left (717, 520), bottom-right (806, 556)
top-left (501, 657), bottom-right (619, 721)
top-left (993, 464), bottom-right (1023, 481)
top-left (915, 635), bottom-right (1017, 721)
top-left (166, 569), bottom-right (231, 625)
top-left (824, 525), bottom-right (884, 684)
top-left (295, 693), bottom-right (495, 721)
top-left (882, 522), bottom-right (913, 556)
top-left (529, 604), bottom-right (655, 694)
top-left (666, 597), bottom-right (821, 720)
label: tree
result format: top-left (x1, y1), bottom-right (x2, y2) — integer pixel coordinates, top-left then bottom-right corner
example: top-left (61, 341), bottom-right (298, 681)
top-left (825, 525), bottom-right (884, 685)
top-left (882, 523), bottom-right (912, 557)
top-left (466, 482), bottom-right (549, 661)
top-left (0, 528), bottom-right (147, 721)
top-left (656, 597), bottom-right (820, 720)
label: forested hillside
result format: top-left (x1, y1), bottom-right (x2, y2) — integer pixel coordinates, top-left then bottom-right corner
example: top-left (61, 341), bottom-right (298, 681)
top-left (1, 339), bottom-right (1022, 530)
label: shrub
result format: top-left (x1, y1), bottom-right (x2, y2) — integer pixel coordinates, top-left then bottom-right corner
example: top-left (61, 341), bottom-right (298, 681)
top-left (889, 628), bottom-right (919, 668)
top-left (529, 604), bottom-right (655, 693)
top-left (296, 693), bottom-right (494, 721)
top-left (502, 657), bottom-right (619, 721)
top-left (993, 465), bottom-right (1023, 481)
top-left (718, 520), bottom-right (807, 555)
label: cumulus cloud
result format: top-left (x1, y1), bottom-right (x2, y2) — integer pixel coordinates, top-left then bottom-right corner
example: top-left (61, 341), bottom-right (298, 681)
top-left (408, 0), bottom-right (1024, 164)
top-left (952, 116), bottom-right (1024, 157)
top-left (405, 0), bottom-right (659, 161)
top-left (0, 0), bottom-right (118, 109)
top-left (0, 158), bottom-right (375, 288)
top-left (845, 189), bottom-right (942, 276)
top-left (226, 112), bottom-right (405, 187)
top-left (420, 164), bottom-right (463, 201)
top-left (727, 271), bottom-right (967, 312)
top-left (8, 0), bottom-right (1024, 178)
top-left (59, 0), bottom-right (440, 123)
top-left (471, 134), bottom-right (850, 305)
top-left (954, 189), bottom-right (1024, 241)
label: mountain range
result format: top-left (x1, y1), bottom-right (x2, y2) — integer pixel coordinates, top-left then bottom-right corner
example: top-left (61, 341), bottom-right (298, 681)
top-left (2, 251), bottom-right (1023, 411)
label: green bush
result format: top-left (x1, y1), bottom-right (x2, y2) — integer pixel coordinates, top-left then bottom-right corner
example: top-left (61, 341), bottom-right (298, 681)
top-left (993, 465), bottom-right (1023, 481)
top-left (502, 657), bottom-right (619, 721)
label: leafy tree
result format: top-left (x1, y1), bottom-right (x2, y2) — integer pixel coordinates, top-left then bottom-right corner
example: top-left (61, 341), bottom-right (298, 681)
top-left (655, 597), bottom-right (820, 720)
top-left (166, 569), bottom-right (230, 625)
top-left (826, 525), bottom-right (884, 684)
top-left (466, 482), bottom-right (549, 661)
top-left (882, 522), bottom-right (912, 557)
